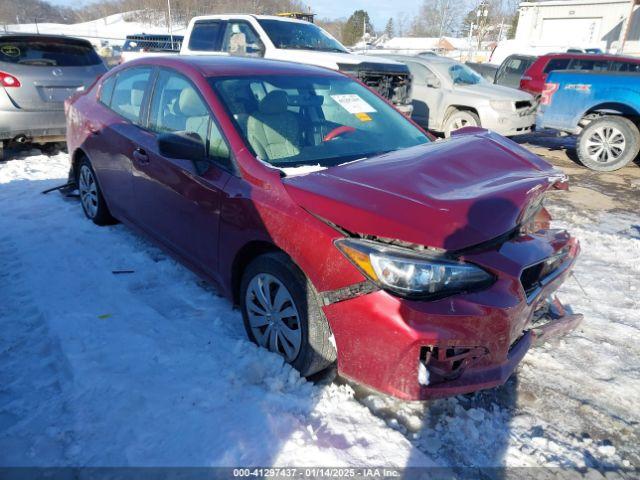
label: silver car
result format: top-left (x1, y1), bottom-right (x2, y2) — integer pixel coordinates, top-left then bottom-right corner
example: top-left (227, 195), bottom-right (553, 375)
top-left (385, 55), bottom-right (537, 137)
top-left (0, 34), bottom-right (107, 159)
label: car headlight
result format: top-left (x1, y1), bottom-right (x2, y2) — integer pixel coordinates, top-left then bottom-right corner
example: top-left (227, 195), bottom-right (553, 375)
top-left (335, 238), bottom-right (495, 299)
top-left (490, 100), bottom-right (513, 112)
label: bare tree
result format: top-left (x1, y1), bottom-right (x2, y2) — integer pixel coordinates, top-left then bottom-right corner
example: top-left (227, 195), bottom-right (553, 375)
top-left (411, 0), bottom-right (465, 37)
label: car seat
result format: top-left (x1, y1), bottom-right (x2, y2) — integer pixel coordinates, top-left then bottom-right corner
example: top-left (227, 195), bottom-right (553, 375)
top-left (246, 90), bottom-right (300, 161)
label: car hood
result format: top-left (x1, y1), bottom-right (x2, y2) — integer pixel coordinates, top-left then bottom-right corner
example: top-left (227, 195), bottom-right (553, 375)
top-left (283, 130), bottom-right (564, 251)
top-left (268, 49), bottom-right (405, 69)
top-left (456, 83), bottom-right (534, 102)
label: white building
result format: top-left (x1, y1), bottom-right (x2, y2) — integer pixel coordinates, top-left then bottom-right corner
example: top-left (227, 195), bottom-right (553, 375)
top-left (516, 0), bottom-right (640, 55)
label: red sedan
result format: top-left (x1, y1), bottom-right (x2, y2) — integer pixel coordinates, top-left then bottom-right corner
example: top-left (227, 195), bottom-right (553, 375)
top-left (65, 56), bottom-right (582, 400)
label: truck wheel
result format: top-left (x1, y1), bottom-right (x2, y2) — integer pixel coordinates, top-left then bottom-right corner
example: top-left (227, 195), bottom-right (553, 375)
top-left (0, 141), bottom-right (4, 162)
top-left (240, 252), bottom-right (336, 377)
top-left (444, 110), bottom-right (480, 137)
top-left (577, 116), bottom-right (640, 172)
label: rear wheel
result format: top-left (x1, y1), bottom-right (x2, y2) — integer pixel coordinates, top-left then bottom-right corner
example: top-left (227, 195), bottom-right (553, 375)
top-left (577, 116), bottom-right (640, 172)
top-left (40, 142), bottom-right (62, 156)
top-left (444, 110), bottom-right (480, 137)
top-left (77, 157), bottom-right (115, 225)
top-left (240, 252), bottom-right (336, 377)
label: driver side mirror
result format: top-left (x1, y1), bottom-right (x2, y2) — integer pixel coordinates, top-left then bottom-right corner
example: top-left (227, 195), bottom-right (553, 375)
top-left (158, 132), bottom-right (209, 174)
top-left (426, 78), bottom-right (441, 89)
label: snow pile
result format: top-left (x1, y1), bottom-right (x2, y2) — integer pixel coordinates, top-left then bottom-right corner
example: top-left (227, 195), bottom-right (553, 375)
top-left (0, 152), bottom-right (638, 469)
top-left (0, 152), bottom-right (429, 467)
top-left (4, 12), bottom-right (186, 47)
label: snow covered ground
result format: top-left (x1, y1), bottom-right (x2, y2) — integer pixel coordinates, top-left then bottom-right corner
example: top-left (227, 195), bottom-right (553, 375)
top-left (0, 150), bottom-right (638, 471)
top-left (3, 12), bottom-right (184, 46)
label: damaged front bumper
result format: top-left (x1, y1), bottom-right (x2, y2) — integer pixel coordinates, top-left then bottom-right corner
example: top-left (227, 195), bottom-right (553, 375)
top-left (322, 229), bottom-right (582, 400)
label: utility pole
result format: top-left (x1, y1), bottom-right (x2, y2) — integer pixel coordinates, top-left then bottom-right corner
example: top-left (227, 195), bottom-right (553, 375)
top-left (476, 1), bottom-right (489, 51)
top-left (439, 0), bottom-right (451, 38)
top-left (620, 0), bottom-right (638, 54)
top-left (167, 0), bottom-right (174, 48)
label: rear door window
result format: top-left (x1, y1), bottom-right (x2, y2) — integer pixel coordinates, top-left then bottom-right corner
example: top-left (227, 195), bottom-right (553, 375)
top-left (110, 67), bottom-right (152, 123)
top-left (188, 21), bottom-right (225, 51)
top-left (569, 59), bottom-right (609, 71)
top-left (543, 58), bottom-right (571, 73)
top-left (0, 37), bottom-right (102, 66)
top-left (506, 58), bottom-right (528, 75)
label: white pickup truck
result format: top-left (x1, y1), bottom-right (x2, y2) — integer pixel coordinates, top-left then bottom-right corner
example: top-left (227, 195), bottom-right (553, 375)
top-left (180, 14), bottom-right (413, 115)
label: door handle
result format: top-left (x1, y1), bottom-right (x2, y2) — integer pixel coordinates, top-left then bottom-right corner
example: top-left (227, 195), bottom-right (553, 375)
top-left (133, 148), bottom-right (149, 163)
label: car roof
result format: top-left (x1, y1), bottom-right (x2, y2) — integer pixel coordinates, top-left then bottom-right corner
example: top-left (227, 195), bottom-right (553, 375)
top-left (191, 13), bottom-right (312, 25)
top-left (122, 55), bottom-right (345, 78)
top-left (0, 33), bottom-right (93, 45)
top-left (506, 54), bottom-right (537, 60)
top-left (538, 52), bottom-right (640, 62)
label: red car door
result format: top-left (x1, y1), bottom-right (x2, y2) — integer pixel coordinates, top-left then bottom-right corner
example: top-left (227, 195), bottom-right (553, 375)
top-left (83, 66), bottom-right (153, 220)
top-left (131, 69), bottom-right (232, 276)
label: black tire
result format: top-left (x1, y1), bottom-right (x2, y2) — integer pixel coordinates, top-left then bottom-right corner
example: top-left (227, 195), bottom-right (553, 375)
top-left (443, 109), bottom-right (481, 138)
top-left (577, 116), bottom-right (640, 172)
top-left (77, 156), bottom-right (116, 226)
top-left (240, 252), bottom-right (336, 377)
top-left (40, 142), bottom-right (61, 156)
top-left (0, 141), bottom-right (4, 162)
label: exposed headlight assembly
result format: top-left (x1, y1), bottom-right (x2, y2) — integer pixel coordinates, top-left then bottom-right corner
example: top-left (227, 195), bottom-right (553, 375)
top-left (335, 238), bottom-right (495, 300)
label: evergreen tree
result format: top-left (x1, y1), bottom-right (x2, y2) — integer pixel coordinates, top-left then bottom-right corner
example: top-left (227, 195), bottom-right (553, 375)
top-left (384, 17), bottom-right (395, 38)
top-left (342, 10), bottom-right (374, 46)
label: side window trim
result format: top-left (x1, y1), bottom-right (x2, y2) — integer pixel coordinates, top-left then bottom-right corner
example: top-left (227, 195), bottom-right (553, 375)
top-left (149, 67), bottom-right (236, 174)
top-left (142, 67), bottom-right (161, 130)
top-left (138, 67), bottom-right (158, 129)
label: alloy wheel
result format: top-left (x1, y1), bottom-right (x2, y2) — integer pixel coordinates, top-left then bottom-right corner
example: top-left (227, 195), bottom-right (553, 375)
top-left (245, 273), bottom-right (302, 361)
top-left (585, 126), bottom-right (626, 164)
top-left (78, 164), bottom-right (98, 218)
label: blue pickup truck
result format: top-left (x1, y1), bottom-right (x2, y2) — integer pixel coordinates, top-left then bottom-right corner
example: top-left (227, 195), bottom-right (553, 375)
top-left (536, 71), bottom-right (640, 171)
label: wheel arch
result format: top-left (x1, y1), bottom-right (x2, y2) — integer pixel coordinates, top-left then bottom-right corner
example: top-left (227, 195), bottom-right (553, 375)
top-left (445, 104), bottom-right (481, 120)
top-left (230, 240), bottom-right (284, 306)
top-left (70, 147), bottom-right (89, 183)
top-left (580, 103), bottom-right (640, 125)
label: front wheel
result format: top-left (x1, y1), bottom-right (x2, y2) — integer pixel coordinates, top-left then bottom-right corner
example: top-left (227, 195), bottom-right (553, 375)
top-left (577, 116), bottom-right (640, 172)
top-left (443, 110), bottom-right (480, 137)
top-left (240, 252), bottom-right (336, 377)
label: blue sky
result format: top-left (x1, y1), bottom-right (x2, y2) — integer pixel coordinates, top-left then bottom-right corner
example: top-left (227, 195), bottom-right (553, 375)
top-left (46, 0), bottom-right (425, 30)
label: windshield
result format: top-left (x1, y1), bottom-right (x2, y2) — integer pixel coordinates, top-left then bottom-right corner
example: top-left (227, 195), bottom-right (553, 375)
top-left (257, 19), bottom-right (348, 53)
top-left (210, 74), bottom-right (429, 168)
top-left (0, 37), bottom-right (102, 66)
top-left (448, 63), bottom-right (484, 85)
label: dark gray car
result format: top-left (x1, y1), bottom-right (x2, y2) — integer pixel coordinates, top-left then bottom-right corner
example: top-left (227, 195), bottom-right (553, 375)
top-left (0, 34), bottom-right (107, 159)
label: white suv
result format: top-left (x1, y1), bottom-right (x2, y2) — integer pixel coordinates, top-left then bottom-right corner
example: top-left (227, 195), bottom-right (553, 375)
top-left (180, 15), bottom-right (413, 114)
